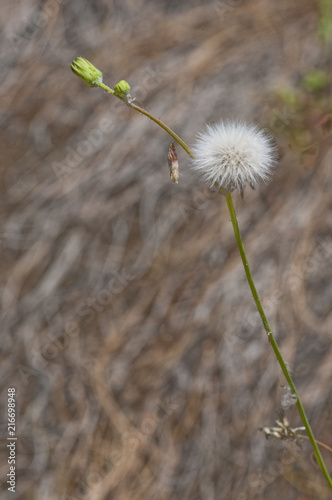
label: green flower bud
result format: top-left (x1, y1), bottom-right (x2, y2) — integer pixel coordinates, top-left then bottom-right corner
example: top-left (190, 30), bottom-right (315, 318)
top-left (114, 80), bottom-right (131, 98)
top-left (71, 57), bottom-right (103, 87)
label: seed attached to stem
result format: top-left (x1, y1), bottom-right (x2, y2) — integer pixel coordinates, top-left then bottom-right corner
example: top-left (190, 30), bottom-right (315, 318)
top-left (168, 142), bottom-right (179, 184)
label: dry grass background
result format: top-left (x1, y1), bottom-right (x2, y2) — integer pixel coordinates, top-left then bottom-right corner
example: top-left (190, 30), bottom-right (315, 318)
top-left (1, 0), bottom-right (332, 499)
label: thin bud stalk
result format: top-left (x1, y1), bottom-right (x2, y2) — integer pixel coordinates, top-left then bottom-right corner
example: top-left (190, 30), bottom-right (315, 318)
top-left (96, 81), bottom-right (194, 158)
top-left (129, 103), bottom-right (194, 159)
top-left (98, 82), bottom-right (114, 94)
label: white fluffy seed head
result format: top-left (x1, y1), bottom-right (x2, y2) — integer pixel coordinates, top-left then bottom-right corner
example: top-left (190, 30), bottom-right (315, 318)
top-left (191, 120), bottom-right (277, 193)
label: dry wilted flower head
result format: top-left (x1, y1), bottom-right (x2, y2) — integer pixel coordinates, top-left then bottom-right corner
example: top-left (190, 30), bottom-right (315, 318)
top-left (191, 120), bottom-right (277, 195)
top-left (260, 413), bottom-right (305, 444)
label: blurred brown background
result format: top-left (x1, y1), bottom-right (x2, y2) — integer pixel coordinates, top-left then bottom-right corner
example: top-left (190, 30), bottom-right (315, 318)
top-left (1, 0), bottom-right (332, 499)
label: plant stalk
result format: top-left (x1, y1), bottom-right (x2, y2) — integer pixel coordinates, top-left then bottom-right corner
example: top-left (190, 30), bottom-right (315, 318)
top-left (99, 83), bottom-right (194, 158)
top-left (225, 190), bottom-right (332, 489)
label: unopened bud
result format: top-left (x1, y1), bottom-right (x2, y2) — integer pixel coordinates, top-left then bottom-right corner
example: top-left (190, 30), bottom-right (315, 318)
top-left (71, 57), bottom-right (103, 87)
top-left (114, 80), bottom-right (131, 98)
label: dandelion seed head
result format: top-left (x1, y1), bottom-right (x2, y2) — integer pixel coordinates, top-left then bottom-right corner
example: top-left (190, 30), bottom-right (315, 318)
top-left (191, 120), bottom-right (277, 193)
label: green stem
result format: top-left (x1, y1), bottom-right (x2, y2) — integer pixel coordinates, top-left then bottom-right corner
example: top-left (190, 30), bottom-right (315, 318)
top-left (129, 102), bottom-right (195, 159)
top-left (99, 82), bottom-right (194, 158)
top-left (98, 79), bottom-right (331, 489)
top-left (99, 82), bottom-right (114, 94)
top-left (225, 190), bottom-right (332, 490)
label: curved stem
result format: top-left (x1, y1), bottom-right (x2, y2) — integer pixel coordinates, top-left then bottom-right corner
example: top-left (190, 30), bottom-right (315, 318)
top-left (98, 82), bottom-right (194, 158)
top-left (225, 190), bottom-right (332, 489)
top-left (128, 103), bottom-right (194, 159)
